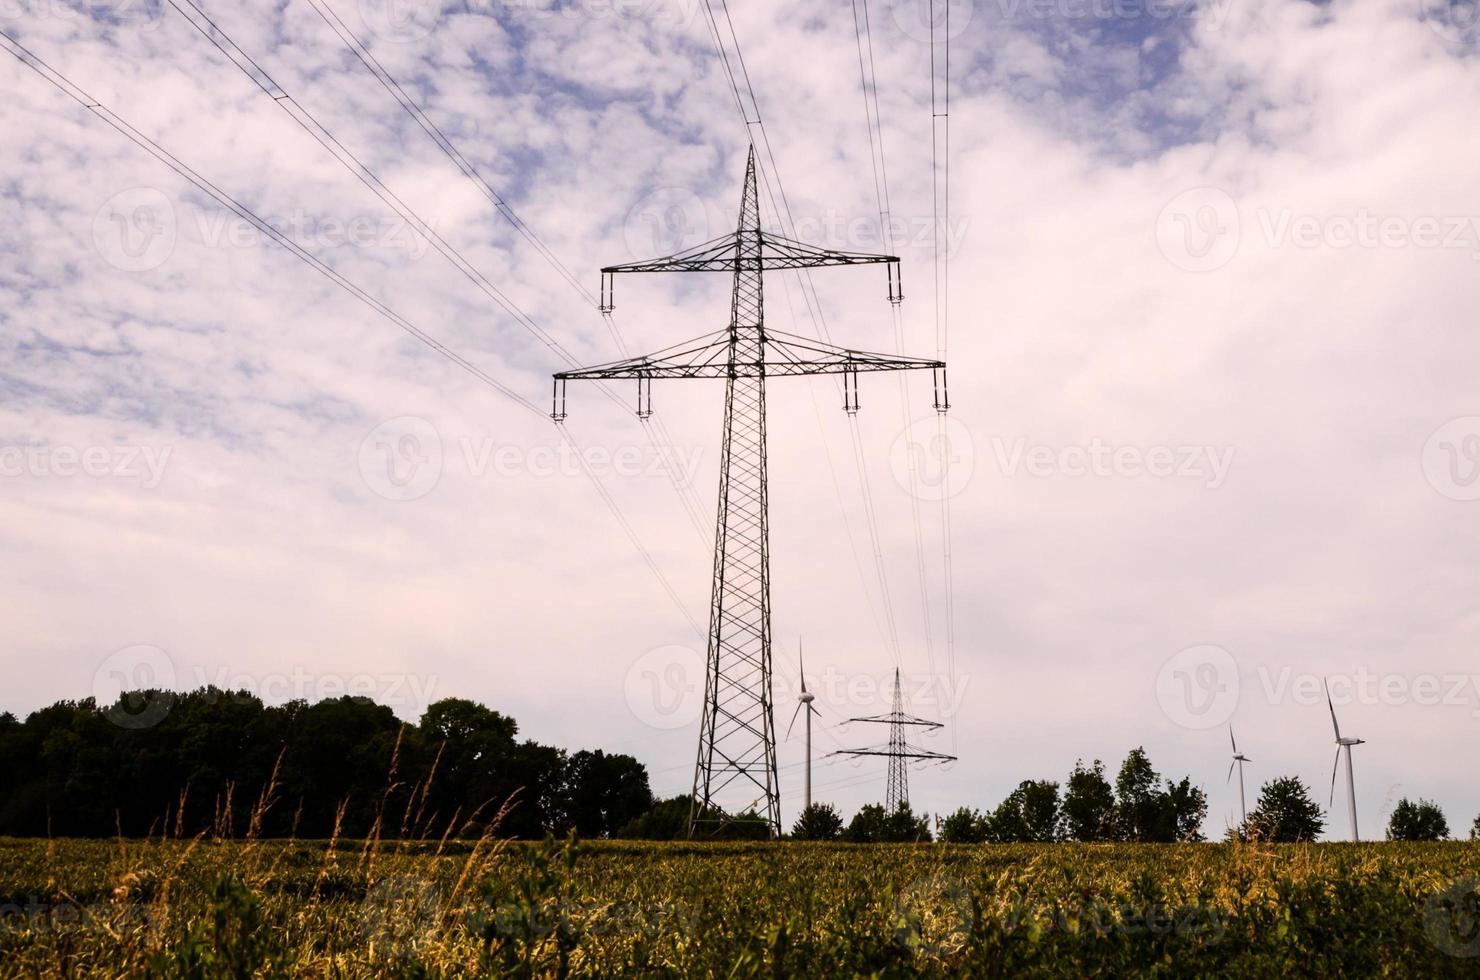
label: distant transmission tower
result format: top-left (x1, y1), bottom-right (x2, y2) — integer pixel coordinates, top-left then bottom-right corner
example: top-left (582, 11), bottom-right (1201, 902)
top-left (833, 668), bottom-right (956, 812)
top-left (553, 148), bottom-right (948, 837)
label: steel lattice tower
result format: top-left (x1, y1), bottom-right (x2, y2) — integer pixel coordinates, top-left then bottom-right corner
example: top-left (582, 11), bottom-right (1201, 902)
top-left (833, 668), bottom-right (956, 813)
top-left (553, 148), bottom-right (948, 837)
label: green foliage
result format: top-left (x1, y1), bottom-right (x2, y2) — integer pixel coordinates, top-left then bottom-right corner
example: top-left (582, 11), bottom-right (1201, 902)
top-left (1246, 777), bottom-right (1325, 842)
top-left (474, 834), bottom-right (584, 978)
top-left (984, 781), bottom-right (1060, 843)
top-left (844, 802), bottom-right (931, 843)
top-left (1061, 759), bottom-right (1118, 841)
top-left (6, 837), bottom-right (1480, 977)
top-left (1472, 814), bottom-right (1480, 841)
top-left (148, 874), bottom-right (286, 979)
top-left (790, 803), bottom-right (843, 841)
top-left (1386, 798), bottom-right (1450, 841)
top-left (939, 806), bottom-right (987, 844)
top-left (0, 691), bottom-right (653, 840)
top-left (1113, 749), bottom-right (1208, 843)
top-left (616, 795), bottom-right (693, 840)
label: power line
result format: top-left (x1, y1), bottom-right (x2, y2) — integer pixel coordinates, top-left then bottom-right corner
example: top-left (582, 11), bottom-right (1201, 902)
top-left (929, 0), bottom-right (960, 747)
top-left (0, 28), bottom-right (702, 636)
top-left (850, 0), bottom-right (940, 680)
top-left (296, 0), bottom-right (713, 544)
top-left (696, 0), bottom-right (913, 671)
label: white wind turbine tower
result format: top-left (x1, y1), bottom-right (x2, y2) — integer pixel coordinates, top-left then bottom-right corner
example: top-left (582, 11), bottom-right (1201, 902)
top-left (785, 639), bottom-right (822, 812)
top-left (1228, 725), bottom-right (1251, 828)
top-left (1325, 679), bottom-right (1366, 841)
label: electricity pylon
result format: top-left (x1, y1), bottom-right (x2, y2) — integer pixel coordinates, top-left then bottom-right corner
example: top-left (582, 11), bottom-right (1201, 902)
top-left (832, 667), bottom-right (955, 813)
top-left (553, 148), bottom-right (948, 838)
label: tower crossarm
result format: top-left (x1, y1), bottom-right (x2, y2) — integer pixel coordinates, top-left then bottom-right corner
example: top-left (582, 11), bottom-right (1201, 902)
top-left (828, 747), bottom-right (958, 762)
top-left (842, 712), bottom-right (945, 728)
top-left (596, 232), bottom-right (906, 312)
top-left (602, 231), bottom-right (898, 275)
top-left (553, 328), bottom-right (943, 390)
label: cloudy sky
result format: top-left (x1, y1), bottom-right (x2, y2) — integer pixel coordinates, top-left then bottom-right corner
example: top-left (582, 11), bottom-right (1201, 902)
top-left (4, 0), bottom-right (1480, 840)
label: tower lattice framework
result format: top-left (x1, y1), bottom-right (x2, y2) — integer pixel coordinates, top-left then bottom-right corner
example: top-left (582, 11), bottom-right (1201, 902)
top-left (553, 148), bottom-right (948, 837)
top-left (833, 667), bottom-right (956, 813)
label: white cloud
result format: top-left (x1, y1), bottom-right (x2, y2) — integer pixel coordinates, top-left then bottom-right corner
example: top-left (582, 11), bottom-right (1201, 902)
top-left (2, 0), bottom-right (1478, 838)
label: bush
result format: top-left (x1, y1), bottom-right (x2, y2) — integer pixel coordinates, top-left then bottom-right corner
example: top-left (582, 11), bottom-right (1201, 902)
top-left (1387, 799), bottom-right (1449, 841)
top-left (791, 803), bottom-right (843, 841)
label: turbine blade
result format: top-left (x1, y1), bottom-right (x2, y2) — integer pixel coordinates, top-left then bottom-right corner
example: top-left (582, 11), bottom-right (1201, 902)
top-left (1329, 746), bottom-right (1341, 808)
top-left (785, 702), bottom-right (803, 740)
top-left (1325, 679), bottom-right (1342, 740)
top-left (1227, 759), bottom-right (1236, 784)
top-left (1230, 725), bottom-right (1237, 754)
top-left (798, 637), bottom-right (805, 694)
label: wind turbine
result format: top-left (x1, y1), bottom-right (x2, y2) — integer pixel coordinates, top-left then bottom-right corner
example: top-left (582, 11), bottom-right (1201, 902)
top-left (785, 639), bottom-right (822, 811)
top-left (1227, 725), bottom-right (1251, 827)
top-left (1325, 680), bottom-right (1366, 841)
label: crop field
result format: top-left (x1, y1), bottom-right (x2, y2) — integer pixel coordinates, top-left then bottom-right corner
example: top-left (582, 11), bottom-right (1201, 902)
top-left (3, 837), bottom-right (1480, 977)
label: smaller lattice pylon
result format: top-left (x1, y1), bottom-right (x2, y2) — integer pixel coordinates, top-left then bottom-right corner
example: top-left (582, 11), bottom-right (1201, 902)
top-left (830, 667), bottom-right (955, 813)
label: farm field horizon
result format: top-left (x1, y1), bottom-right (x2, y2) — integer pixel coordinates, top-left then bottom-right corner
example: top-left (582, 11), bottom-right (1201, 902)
top-left (3, 837), bottom-right (1479, 976)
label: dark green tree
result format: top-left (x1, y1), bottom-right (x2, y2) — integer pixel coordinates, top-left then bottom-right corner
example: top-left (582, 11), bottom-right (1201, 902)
top-left (791, 802), bottom-right (844, 840)
top-left (985, 780), bottom-right (1060, 843)
top-left (1245, 777), bottom-right (1325, 842)
top-left (844, 804), bottom-right (889, 843)
top-left (845, 802), bottom-right (931, 843)
top-left (1164, 776), bottom-right (1209, 843)
top-left (1472, 814), bottom-right (1480, 841)
top-left (616, 795), bottom-right (693, 840)
top-left (1061, 759), bottom-right (1118, 841)
top-left (1115, 748), bottom-right (1164, 841)
top-left (561, 750), bottom-right (652, 839)
top-left (1387, 798), bottom-right (1450, 841)
top-left (939, 806), bottom-right (987, 844)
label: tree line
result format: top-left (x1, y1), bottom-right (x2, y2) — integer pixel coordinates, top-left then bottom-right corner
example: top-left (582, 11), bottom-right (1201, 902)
top-left (6, 691), bottom-right (1474, 843)
top-left (0, 689), bottom-right (653, 839)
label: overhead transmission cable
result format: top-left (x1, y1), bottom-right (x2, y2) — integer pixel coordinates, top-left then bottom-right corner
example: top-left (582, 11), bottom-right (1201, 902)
top-left (697, 0), bottom-right (909, 668)
top-left (169, 0), bottom-right (709, 546)
top-left (0, 29), bottom-right (701, 636)
top-left (850, 0), bottom-right (939, 680)
top-left (928, 0), bottom-right (960, 747)
top-left (298, 0), bottom-right (711, 542)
